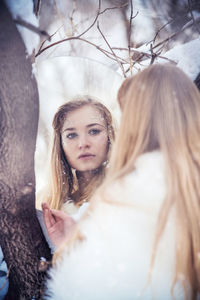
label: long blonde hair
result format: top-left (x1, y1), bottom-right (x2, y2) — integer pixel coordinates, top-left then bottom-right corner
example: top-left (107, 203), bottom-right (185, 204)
top-left (43, 97), bottom-right (115, 210)
top-left (108, 63), bottom-right (200, 299)
top-left (54, 65), bottom-right (200, 299)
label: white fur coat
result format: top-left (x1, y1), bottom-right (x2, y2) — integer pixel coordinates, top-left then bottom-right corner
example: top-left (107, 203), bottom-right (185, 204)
top-left (45, 151), bottom-right (185, 300)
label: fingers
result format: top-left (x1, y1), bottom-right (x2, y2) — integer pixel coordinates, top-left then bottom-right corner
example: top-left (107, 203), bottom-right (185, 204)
top-left (42, 202), bottom-right (50, 210)
top-left (42, 202), bottom-right (56, 228)
top-left (51, 209), bottom-right (76, 226)
top-left (51, 209), bottom-right (72, 220)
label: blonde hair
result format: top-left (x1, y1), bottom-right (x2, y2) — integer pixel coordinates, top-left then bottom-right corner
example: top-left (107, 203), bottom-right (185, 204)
top-left (108, 63), bottom-right (200, 299)
top-left (54, 65), bottom-right (200, 299)
top-left (42, 97), bottom-right (115, 210)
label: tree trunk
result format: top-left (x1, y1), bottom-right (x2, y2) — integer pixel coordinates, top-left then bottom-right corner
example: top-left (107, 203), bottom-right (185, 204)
top-left (0, 2), bottom-right (51, 299)
top-left (194, 72), bottom-right (200, 91)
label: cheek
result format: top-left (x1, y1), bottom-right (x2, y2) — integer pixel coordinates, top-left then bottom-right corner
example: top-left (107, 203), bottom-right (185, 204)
top-left (95, 134), bottom-right (109, 153)
top-left (62, 141), bottom-right (74, 161)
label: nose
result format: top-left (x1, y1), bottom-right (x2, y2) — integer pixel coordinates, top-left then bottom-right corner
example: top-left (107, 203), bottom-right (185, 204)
top-left (78, 134), bottom-right (90, 149)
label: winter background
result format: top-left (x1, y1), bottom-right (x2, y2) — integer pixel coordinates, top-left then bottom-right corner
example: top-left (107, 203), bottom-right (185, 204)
top-left (4, 0), bottom-right (200, 208)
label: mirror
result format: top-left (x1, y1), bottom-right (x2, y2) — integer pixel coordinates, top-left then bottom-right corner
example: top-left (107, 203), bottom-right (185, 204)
top-left (34, 56), bottom-right (123, 208)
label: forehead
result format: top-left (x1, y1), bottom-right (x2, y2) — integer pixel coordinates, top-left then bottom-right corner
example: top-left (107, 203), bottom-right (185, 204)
top-left (62, 105), bottom-right (105, 129)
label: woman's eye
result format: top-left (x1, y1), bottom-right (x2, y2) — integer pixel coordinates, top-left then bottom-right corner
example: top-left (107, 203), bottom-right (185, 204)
top-left (66, 133), bottom-right (77, 139)
top-left (89, 129), bottom-right (101, 135)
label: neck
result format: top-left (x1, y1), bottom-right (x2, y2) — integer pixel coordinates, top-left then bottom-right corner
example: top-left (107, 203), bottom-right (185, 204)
top-left (75, 167), bottom-right (102, 203)
top-left (76, 170), bottom-right (93, 190)
top-left (72, 171), bottom-right (93, 204)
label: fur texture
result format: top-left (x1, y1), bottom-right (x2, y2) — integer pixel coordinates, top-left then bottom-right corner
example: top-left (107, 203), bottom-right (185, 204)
top-left (45, 151), bottom-right (185, 300)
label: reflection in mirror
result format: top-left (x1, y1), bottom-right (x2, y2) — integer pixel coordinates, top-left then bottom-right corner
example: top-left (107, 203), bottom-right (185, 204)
top-left (34, 56), bottom-right (123, 210)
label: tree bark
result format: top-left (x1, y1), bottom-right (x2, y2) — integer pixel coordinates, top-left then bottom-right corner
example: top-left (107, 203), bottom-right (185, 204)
top-left (0, 2), bottom-right (51, 299)
top-left (194, 72), bottom-right (200, 91)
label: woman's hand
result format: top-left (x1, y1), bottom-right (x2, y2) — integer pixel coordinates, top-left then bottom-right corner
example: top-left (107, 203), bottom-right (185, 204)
top-left (42, 202), bottom-right (75, 249)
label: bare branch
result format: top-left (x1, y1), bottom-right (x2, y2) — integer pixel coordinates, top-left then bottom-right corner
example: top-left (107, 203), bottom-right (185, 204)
top-left (37, 25), bottom-right (63, 54)
top-left (112, 44), bottom-right (176, 66)
top-left (76, 0), bottom-right (101, 38)
top-left (69, 0), bottom-right (78, 36)
top-left (97, 21), bottom-right (126, 77)
top-left (14, 17), bottom-right (51, 40)
top-left (99, 2), bottom-right (129, 15)
top-left (34, 0), bottom-right (130, 76)
top-left (34, 0), bottom-right (195, 76)
top-left (128, 0), bottom-right (133, 74)
top-left (35, 34), bottom-right (128, 66)
top-left (149, 43), bottom-right (156, 64)
top-left (147, 18), bottom-right (174, 45)
top-left (127, 0), bottom-right (139, 75)
top-left (33, 0), bottom-right (41, 17)
top-left (152, 16), bottom-right (200, 51)
top-left (188, 0), bottom-right (200, 34)
top-left (157, 55), bottom-right (177, 64)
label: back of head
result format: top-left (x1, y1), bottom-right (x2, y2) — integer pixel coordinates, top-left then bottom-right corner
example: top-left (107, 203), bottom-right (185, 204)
top-left (109, 63), bottom-right (200, 297)
top-left (111, 63), bottom-right (200, 177)
top-left (52, 65), bottom-right (200, 299)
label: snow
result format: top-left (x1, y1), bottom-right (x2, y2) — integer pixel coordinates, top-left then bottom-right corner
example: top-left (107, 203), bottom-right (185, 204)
top-left (126, 0), bottom-right (155, 45)
top-left (160, 38), bottom-right (200, 80)
top-left (5, 0), bottom-right (40, 56)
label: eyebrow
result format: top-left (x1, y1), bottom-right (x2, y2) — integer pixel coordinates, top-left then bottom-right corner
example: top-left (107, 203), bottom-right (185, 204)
top-left (62, 127), bottom-right (75, 132)
top-left (62, 123), bottom-right (105, 133)
top-left (87, 123), bottom-right (105, 128)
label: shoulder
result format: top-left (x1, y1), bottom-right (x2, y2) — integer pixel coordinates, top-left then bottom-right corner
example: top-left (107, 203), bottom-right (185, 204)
top-left (105, 151), bottom-right (166, 211)
top-left (62, 201), bottom-right (89, 221)
top-left (62, 200), bottom-right (78, 215)
top-left (123, 150), bottom-right (165, 189)
top-left (44, 152), bottom-right (177, 300)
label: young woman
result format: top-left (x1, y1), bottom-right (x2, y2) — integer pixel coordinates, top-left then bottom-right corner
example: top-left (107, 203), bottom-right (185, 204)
top-left (45, 64), bottom-right (200, 300)
top-left (38, 97), bottom-right (115, 248)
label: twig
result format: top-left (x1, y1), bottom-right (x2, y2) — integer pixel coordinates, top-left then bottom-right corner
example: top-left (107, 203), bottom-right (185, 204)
top-left (188, 0), bottom-right (200, 34)
top-left (69, 0), bottom-right (78, 36)
top-left (147, 18), bottom-right (174, 45)
top-left (97, 21), bottom-right (126, 77)
top-left (76, 0), bottom-right (101, 38)
top-left (14, 17), bottom-right (51, 40)
top-left (99, 2), bottom-right (129, 15)
top-left (33, 0), bottom-right (41, 17)
top-left (128, 0), bottom-right (133, 75)
top-left (37, 25), bottom-right (63, 54)
top-left (128, 1), bottom-right (139, 75)
top-left (149, 43), bottom-right (157, 64)
top-left (36, 35), bottom-right (128, 65)
top-left (34, 0), bottom-right (130, 76)
top-left (33, 0), bottom-right (181, 73)
top-left (112, 42), bottom-right (177, 66)
top-left (36, 0), bottom-right (102, 57)
top-left (151, 16), bottom-right (200, 51)
top-left (35, 0), bottom-right (130, 60)
top-left (156, 55), bottom-right (177, 64)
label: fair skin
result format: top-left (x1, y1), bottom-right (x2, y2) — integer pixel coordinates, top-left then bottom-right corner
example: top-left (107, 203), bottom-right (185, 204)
top-left (61, 105), bottom-right (108, 182)
top-left (43, 105), bottom-right (109, 247)
top-left (42, 202), bottom-right (75, 248)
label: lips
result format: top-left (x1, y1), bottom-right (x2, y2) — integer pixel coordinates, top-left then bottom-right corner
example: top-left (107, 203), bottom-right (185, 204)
top-left (78, 153), bottom-right (95, 159)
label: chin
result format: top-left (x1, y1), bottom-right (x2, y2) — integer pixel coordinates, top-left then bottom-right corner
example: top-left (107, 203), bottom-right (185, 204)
top-left (78, 165), bottom-right (100, 173)
top-left (79, 167), bottom-right (95, 172)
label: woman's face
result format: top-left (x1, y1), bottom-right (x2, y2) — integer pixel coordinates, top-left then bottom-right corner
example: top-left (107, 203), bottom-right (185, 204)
top-left (61, 105), bottom-right (109, 174)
